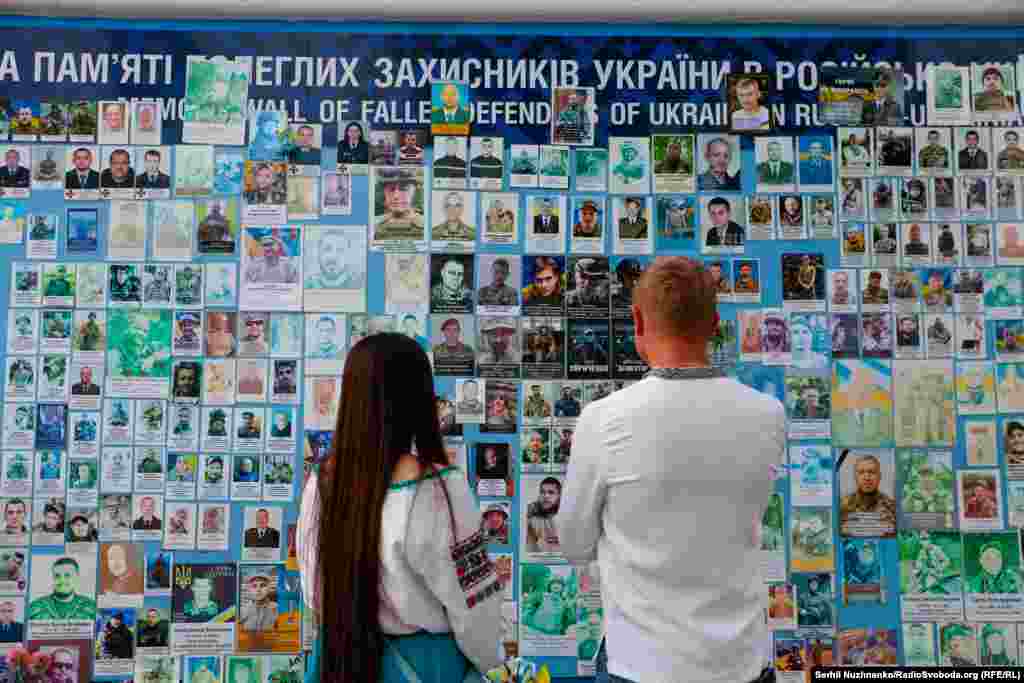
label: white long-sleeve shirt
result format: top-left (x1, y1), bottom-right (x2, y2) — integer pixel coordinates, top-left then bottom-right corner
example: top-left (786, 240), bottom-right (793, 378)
top-left (560, 373), bottom-right (785, 683)
top-left (298, 465), bottom-right (504, 675)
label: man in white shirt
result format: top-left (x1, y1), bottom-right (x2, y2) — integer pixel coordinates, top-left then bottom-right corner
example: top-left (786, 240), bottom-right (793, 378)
top-left (561, 256), bottom-right (785, 683)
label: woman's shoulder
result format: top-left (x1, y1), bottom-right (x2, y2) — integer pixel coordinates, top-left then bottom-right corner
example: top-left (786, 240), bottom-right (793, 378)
top-left (389, 456), bottom-right (460, 491)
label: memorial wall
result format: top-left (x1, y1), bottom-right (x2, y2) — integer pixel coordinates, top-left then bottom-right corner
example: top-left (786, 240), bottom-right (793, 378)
top-left (0, 17), bottom-right (1019, 681)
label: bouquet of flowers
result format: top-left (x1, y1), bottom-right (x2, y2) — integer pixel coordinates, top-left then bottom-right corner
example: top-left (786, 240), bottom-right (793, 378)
top-left (1, 647), bottom-right (53, 683)
top-left (483, 658), bottom-right (551, 683)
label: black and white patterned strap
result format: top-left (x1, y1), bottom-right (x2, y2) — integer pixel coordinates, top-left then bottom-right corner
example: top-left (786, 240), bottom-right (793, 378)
top-left (643, 366), bottom-right (726, 380)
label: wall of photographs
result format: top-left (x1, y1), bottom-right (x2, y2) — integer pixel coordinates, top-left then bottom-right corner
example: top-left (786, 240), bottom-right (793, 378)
top-left (0, 16), bottom-right (1021, 683)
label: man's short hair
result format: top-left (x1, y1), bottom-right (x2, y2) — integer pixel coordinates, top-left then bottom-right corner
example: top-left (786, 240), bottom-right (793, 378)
top-left (855, 454), bottom-right (881, 470)
top-left (3, 499), bottom-right (23, 513)
top-left (634, 256), bottom-right (717, 339)
top-left (704, 137), bottom-right (730, 156)
top-left (53, 556), bottom-right (80, 573)
top-left (736, 77), bottom-right (760, 91)
top-left (1008, 421), bottom-right (1024, 436)
top-left (145, 150), bottom-right (161, 160)
top-left (983, 66), bottom-right (1004, 82)
top-left (441, 318), bottom-right (460, 332)
top-left (540, 477), bottom-right (562, 492)
top-left (492, 258), bottom-right (509, 272)
top-left (707, 197), bottom-right (731, 212)
top-left (535, 256), bottom-right (561, 275)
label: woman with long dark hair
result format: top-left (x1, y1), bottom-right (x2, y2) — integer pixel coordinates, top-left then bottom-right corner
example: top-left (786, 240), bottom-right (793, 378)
top-left (298, 333), bottom-right (503, 683)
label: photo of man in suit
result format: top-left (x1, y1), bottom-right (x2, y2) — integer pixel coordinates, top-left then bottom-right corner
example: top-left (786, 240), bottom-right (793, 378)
top-left (533, 197), bottom-right (559, 234)
top-left (132, 496), bottom-right (161, 531)
top-left (100, 148), bottom-right (135, 190)
top-left (862, 68), bottom-right (903, 125)
top-left (959, 130), bottom-right (989, 170)
top-left (65, 147), bottom-right (100, 190)
top-left (698, 137), bottom-right (740, 191)
top-left (756, 139), bottom-right (794, 185)
top-left (617, 197), bottom-right (648, 240)
top-left (799, 139), bottom-right (833, 187)
top-left (71, 366), bottom-right (99, 396)
top-left (243, 508), bottom-right (280, 548)
top-left (431, 83), bottom-right (471, 126)
top-left (0, 148), bottom-right (29, 188)
top-left (703, 196), bottom-right (745, 248)
top-left (135, 149), bottom-right (171, 189)
top-left (0, 600), bottom-right (23, 643)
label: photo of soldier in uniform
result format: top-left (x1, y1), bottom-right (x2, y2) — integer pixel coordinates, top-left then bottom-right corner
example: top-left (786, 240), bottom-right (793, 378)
top-left (429, 253), bottom-right (474, 314)
top-left (372, 166), bottom-right (425, 242)
top-left (171, 563), bottom-right (237, 624)
top-left (839, 450), bottom-right (897, 537)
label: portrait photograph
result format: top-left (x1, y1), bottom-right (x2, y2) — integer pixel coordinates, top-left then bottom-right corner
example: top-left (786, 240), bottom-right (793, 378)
top-left (170, 562), bottom-right (237, 624)
top-left (433, 135), bottom-right (469, 190)
top-left (29, 552), bottom-right (98, 622)
top-left (699, 195), bottom-right (745, 254)
top-left (551, 87), bottom-right (595, 146)
top-left (838, 449), bottom-right (897, 537)
top-left (971, 63), bottom-right (1018, 120)
top-left (798, 135), bottom-right (836, 192)
top-left (287, 122), bottom-right (323, 168)
top-left (130, 100), bottom-right (161, 147)
top-left (173, 145), bottom-right (214, 197)
top-left (97, 101), bottom-right (129, 146)
top-left (726, 73), bottom-right (773, 133)
top-left (320, 171), bottom-right (351, 215)
top-left (337, 120), bottom-right (370, 167)
top-left (430, 81), bottom-right (472, 137)
top-left (371, 166), bottom-right (425, 244)
top-left (469, 136), bottom-right (505, 191)
top-left (609, 136), bottom-right (650, 195)
top-left (755, 137), bottom-right (796, 192)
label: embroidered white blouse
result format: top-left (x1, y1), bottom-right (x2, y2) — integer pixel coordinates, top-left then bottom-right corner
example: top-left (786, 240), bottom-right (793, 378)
top-left (297, 465), bottom-right (504, 674)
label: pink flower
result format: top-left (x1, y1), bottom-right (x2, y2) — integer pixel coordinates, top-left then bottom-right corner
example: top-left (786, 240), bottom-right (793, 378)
top-left (27, 652), bottom-right (51, 676)
top-left (4, 646), bottom-right (29, 668)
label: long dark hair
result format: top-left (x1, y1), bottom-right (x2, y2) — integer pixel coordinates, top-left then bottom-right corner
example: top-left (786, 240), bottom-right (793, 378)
top-left (314, 333), bottom-right (452, 683)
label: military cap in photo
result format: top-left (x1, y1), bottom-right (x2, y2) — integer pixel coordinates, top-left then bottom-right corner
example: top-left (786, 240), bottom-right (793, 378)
top-left (484, 504), bottom-right (508, 517)
top-left (246, 570), bottom-right (273, 583)
top-left (244, 313), bottom-right (265, 324)
top-left (579, 199), bottom-right (599, 212)
top-left (377, 167), bottom-right (417, 186)
top-left (573, 258), bottom-right (605, 276)
top-left (481, 317), bottom-right (516, 333)
top-left (178, 312), bottom-right (200, 324)
top-left (69, 513), bottom-right (90, 525)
